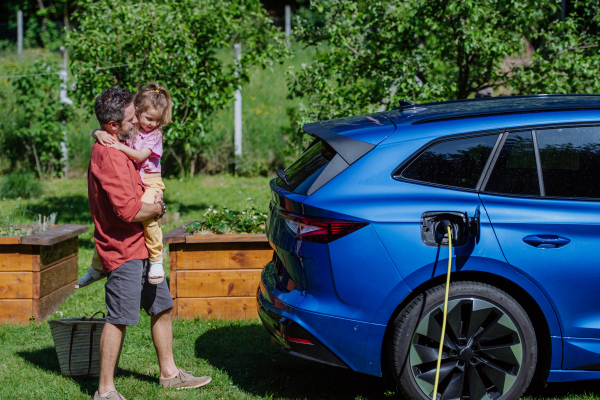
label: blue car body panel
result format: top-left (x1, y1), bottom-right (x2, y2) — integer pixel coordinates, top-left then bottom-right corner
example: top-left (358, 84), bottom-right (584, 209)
top-left (259, 95), bottom-right (600, 382)
top-left (480, 194), bottom-right (600, 340)
top-left (328, 225), bottom-right (402, 309)
top-left (321, 113), bottom-right (397, 145)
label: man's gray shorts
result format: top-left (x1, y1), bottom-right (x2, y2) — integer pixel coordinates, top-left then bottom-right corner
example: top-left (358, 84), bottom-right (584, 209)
top-left (105, 259), bottom-right (173, 325)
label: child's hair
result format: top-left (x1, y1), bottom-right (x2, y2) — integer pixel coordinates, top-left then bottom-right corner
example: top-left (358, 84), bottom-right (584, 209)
top-left (133, 82), bottom-right (172, 132)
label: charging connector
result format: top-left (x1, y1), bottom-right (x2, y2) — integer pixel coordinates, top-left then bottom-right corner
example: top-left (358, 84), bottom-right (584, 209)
top-left (421, 211), bottom-right (479, 247)
top-left (432, 224), bottom-right (453, 400)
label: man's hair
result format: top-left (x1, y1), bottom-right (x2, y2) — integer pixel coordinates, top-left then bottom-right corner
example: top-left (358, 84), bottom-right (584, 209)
top-left (94, 87), bottom-right (133, 125)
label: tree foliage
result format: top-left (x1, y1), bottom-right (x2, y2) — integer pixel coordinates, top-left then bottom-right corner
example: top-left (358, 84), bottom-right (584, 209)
top-left (2, 55), bottom-right (73, 179)
top-left (289, 0), bottom-right (600, 126)
top-left (68, 0), bottom-right (290, 178)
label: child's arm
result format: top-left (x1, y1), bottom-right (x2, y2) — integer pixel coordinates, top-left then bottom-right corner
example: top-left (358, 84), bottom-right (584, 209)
top-left (109, 141), bottom-right (152, 162)
top-left (92, 129), bottom-right (117, 146)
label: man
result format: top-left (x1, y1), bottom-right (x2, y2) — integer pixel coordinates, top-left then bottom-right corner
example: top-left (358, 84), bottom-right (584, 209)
top-left (88, 87), bottom-right (211, 400)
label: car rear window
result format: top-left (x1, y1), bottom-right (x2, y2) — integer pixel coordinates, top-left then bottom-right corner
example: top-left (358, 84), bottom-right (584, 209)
top-left (277, 139), bottom-right (336, 195)
top-left (537, 127), bottom-right (600, 198)
top-left (398, 134), bottom-right (498, 189)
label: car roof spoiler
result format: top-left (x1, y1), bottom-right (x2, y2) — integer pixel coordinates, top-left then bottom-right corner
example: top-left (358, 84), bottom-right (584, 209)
top-left (302, 122), bottom-right (375, 165)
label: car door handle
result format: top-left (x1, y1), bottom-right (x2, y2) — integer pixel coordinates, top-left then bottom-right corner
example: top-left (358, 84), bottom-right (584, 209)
top-left (523, 235), bottom-right (571, 248)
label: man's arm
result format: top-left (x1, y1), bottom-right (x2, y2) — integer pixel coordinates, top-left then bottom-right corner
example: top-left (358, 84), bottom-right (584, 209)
top-left (93, 150), bottom-right (145, 223)
top-left (132, 202), bottom-right (162, 222)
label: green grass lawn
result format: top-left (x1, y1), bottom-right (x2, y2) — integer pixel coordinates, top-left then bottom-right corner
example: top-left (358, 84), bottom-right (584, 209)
top-left (1, 177), bottom-right (599, 399)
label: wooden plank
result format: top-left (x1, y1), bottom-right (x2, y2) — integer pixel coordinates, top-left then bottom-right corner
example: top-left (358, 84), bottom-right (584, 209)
top-left (0, 245), bottom-right (34, 272)
top-left (164, 228), bottom-right (187, 244)
top-left (0, 299), bottom-right (34, 324)
top-left (169, 244), bottom-right (178, 299)
top-left (0, 237), bottom-right (21, 245)
top-left (163, 226), bottom-right (187, 244)
top-left (177, 270), bottom-right (262, 298)
top-left (21, 224), bottom-right (88, 246)
top-left (0, 272), bottom-right (32, 299)
top-left (32, 298), bottom-right (40, 322)
top-left (40, 237), bottom-right (78, 269)
top-left (178, 244), bottom-right (272, 270)
top-left (38, 280), bottom-right (76, 321)
top-left (186, 234), bottom-right (268, 244)
top-left (32, 269), bottom-right (40, 299)
top-left (177, 297), bottom-right (258, 320)
top-left (38, 256), bottom-right (78, 298)
top-left (172, 298), bottom-right (178, 318)
top-left (32, 254), bottom-right (40, 272)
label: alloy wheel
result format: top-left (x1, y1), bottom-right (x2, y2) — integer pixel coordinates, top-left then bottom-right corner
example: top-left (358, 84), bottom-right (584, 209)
top-left (409, 298), bottom-right (522, 400)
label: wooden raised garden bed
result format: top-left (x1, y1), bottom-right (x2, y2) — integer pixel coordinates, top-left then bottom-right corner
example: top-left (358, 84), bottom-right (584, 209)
top-left (0, 224), bottom-right (88, 324)
top-left (164, 225), bottom-right (272, 320)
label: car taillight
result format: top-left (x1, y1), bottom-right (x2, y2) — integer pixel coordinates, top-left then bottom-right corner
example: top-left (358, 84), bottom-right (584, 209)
top-left (279, 211), bottom-right (368, 243)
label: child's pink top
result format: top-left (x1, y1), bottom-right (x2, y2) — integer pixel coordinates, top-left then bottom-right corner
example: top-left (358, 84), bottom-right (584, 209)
top-left (131, 129), bottom-right (162, 184)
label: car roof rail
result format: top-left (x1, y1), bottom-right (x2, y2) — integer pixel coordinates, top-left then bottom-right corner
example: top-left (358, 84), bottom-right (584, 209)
top-left (412, 107), bottom-right (600, 125)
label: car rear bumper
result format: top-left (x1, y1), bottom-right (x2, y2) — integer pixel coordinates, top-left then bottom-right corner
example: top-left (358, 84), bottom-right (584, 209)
top-left (257, 260), bottom-right (390, 376)
top-left (257, 284), bottom-right (348, 369)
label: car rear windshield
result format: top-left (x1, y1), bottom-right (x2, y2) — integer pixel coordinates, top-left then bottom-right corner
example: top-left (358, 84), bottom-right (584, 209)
top-left (277, 139), bottom-right (336, 194)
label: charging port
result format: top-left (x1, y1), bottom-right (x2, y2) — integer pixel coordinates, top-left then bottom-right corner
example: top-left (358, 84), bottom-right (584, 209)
top-left (421, 211), bottom-right (479, 247)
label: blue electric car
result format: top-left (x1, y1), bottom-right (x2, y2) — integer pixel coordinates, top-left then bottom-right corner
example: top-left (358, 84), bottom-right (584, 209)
top-left (257, 95), bottom-right (600, 400)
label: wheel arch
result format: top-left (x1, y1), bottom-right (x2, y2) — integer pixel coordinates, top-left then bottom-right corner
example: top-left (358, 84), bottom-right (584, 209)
top-left (380, 271), bottom-right (553, 389)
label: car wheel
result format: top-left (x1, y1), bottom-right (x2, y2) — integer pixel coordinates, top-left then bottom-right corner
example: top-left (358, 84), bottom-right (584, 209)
top-left (388, 281), bottom-right (537, 400)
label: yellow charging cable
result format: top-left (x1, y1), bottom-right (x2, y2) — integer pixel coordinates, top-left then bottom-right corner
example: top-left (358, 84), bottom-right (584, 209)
top-left (432, 225), bottom-right (453, 400)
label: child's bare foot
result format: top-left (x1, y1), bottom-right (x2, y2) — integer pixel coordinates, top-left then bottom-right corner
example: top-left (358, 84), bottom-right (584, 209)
top-left (75, 267), bottom-right (107, 289)
top-left (148, 261), bottom-right (164, 285)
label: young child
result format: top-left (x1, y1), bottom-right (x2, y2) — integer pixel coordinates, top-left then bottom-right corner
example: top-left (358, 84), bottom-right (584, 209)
top-left (77, 82), bottom-right (172, 288)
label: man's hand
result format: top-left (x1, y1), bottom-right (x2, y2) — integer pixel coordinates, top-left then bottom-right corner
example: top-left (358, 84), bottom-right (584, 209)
top-left (94, 129), bottom-right (117, 146)
top-left (132, 202), bottom-right (162, 222)
top-left (154, 191), bottom-right (164, 203)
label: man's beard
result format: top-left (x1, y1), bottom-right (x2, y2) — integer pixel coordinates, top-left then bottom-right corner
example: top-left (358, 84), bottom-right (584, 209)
top-left (116, 126), bottom-right (135, 142)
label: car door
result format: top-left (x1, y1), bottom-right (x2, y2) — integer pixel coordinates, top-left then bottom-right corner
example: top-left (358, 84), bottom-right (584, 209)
top-left (480, 126), bottom-right (600, 370)
top-left (374, 132), bottom-right (509, 289)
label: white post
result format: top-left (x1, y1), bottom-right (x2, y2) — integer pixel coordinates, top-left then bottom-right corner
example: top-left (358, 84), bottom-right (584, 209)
top-left (59, 47), bottom-right (72, 177)
top-left (17, 10), bottom-right (23, 57)
top-left (59, 47), bottom-right (72, 105)
top-left (285, 5), bottom-right (291, 38)
top-left (234, 43), bottom-right (242, 157)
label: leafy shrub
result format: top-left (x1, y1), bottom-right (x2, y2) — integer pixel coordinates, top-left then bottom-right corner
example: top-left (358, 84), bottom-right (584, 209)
top-left (3, 55), bottom-right (74, 179)
top-left (0, 172), bottom-right (43, 199)
top-left (186, 198), bottom-right (267, 234)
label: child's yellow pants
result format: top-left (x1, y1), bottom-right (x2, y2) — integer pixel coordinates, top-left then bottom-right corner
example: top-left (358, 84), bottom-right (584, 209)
top-left (91, 177), bottom-right (165, 271)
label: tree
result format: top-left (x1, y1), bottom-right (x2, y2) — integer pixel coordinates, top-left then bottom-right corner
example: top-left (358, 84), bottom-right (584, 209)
top-left (2, 55), bottom-right (73, 179)
top-left (68, 0), bottom-right (290, 178)
top-left (289, 0), bottom-right (600, 127)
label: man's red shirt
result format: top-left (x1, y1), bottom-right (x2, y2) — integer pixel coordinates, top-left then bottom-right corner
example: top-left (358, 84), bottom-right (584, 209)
top-left (88, 142), bottom-right (148, 273)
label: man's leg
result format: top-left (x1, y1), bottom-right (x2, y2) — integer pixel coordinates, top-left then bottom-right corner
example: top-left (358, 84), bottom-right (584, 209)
top-left (98, 259), bottom-right (144, 396)
top-left (150, 308), bottom-right (178, 379)
top-left (142, 263), bottom-right (211, 389)
top-left (98, 323), bottom-right (127, 394)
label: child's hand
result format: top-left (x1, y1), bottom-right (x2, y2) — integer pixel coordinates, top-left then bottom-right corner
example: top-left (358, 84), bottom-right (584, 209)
top-left (94, 129), bottom-right (117, 146)
top-left (108, 141), bottom-right (127, 151)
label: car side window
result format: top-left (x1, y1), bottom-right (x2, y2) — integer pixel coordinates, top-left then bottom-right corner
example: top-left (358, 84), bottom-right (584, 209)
top-left (399, 134), bottom-right (498, 189)
top-left (537, 126), bottom-right (600, 198)
top-left (485, 131), bottom-right (540, 196)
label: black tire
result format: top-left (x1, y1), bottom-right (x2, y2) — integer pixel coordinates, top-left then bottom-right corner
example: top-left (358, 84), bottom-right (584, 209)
top-left (388, 281), bottom-right (537, 400)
